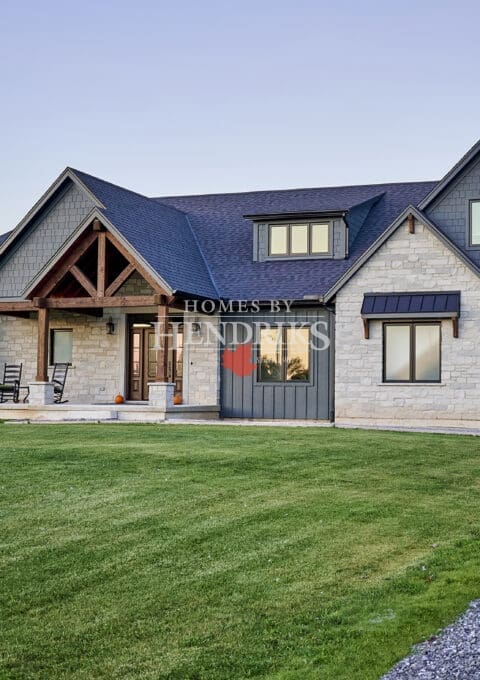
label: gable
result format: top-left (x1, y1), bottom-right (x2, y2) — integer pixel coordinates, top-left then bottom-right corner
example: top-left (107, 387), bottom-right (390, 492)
top-left (425, 154), bottom-right (480, 265)
top-left (31, 220), bottom-right (166, 299)
top-left (0, 181), bottom-right (95, 299)
top-left (336, 216), bottom-right (480, 303)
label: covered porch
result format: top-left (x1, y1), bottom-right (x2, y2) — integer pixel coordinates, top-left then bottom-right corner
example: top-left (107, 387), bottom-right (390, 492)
top-left (0, 218), bottom-right (220, 421)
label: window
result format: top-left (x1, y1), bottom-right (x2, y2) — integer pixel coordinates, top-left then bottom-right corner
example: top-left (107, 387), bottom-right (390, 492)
top-left (258, 326), bottom-right (310, 382)
top-left (268, 222), bottom-right (330, 257)
top-left (383, 323), bottom-right (440, 383)
top-left (50, 329), bottom-right (73, 365)
top-left (470, 200), bottom-right (480, 246)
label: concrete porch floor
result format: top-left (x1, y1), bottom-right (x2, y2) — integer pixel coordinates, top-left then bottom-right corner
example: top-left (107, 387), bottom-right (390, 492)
top-left (0, 402), bottom-right (220, 423)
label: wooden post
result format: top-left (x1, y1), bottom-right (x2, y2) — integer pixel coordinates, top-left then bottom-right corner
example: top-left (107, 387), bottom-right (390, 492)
top-left (36, 307), bottom-right (49, 382)
top-left (363, 318), bottom-right (370, 340)
top-left (97, 232), bottom-right (106, 297)
top-left (408, 213), bottom-right (415, 234)
top-left (453, 317), bottom-right (459, 338)
top-left (156, 304), bottom-right (169, 382)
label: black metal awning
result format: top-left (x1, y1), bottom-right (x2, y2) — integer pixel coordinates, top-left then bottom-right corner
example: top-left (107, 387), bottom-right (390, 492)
top-left (360, 291), bottom-right (461, 338)
top-left (361, 291), bottom-right (460, 318)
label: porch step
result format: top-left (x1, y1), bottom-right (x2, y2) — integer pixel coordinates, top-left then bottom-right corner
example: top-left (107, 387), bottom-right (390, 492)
top-left (0, 403), bottom-right (219, 423)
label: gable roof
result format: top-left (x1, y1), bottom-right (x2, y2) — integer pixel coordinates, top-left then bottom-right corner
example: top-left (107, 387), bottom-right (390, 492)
top-left (0, 174), bottom-right (438, 302)
top-left (0, 231), bottom-right (11, 246)
top-left (324, 205), bottom-right (480, 301)
top-left (157, 181), bottom-right (437, 300)
top-left (69, 170), bottom-right (219, 299)
top-left (419, 139), bottom-right (480, 210)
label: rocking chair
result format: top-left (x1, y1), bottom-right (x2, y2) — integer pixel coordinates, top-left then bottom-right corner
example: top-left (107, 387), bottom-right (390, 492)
top-left (52, 363), bottom-right (69, 403)
top-left (0, 363), bottom-right (22, 403)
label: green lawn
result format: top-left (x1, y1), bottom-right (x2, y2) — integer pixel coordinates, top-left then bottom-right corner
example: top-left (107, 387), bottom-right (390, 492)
top-left (1, 425), bottom-right (480, 679)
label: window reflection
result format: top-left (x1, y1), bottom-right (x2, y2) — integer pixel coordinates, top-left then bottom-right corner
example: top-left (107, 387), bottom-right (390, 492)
top-left (259, 327), bottom-right (282, 381)
top-left (415, 325), bottom-right (440, 381)
top-left (286, 327), bottom-right (310, 381)
top-left (258, 326), bottom-right (310, 382)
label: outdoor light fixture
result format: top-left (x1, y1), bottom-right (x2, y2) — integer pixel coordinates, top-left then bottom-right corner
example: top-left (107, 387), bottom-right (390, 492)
top-left (106, 317), bottom-right (115, 335)
top-left (191, 320), bottom-right (201, 335)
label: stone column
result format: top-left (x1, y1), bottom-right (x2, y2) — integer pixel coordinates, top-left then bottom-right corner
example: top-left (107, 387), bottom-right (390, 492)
top-left (28, 382), bottom-right (55, 405)
top-left (148, 382), bottom-right (175, 410)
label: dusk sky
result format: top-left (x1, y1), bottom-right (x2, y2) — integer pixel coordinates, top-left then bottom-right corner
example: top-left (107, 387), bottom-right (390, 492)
top-left (1, 0), bottom-right (479, 232)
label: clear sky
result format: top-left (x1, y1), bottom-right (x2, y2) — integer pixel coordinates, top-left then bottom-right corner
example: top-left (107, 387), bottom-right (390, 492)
top-left (1, 0), bottom-right (479, 232)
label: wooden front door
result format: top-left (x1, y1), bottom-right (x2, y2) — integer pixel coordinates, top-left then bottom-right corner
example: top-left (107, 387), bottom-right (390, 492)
top-left (128, 323), bottom-right (183, 401)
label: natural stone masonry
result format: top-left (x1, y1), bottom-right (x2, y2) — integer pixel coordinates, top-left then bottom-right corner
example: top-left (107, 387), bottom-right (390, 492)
top-left (0, 183), bottom-right (95, 297)
top-left (335, 219), bottom-right (480, 426)
top-left (0, 311), bottom-right (125, 403)
top-left (0, 308), bottom-right (220, 407)
top-left (182, 311), bottom-right (220, 406)
top-left (115, 271), bottom-right (154, 296)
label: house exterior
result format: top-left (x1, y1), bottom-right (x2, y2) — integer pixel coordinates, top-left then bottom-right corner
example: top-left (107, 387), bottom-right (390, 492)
top-left (1, 140), bottom-right (480, 427)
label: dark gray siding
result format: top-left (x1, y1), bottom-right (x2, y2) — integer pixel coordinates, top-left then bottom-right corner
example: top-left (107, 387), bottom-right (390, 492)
top-left (426, 156), bottom-right (480, 265)
top-left (0, 181), bottom-right (95, 298)
top-left (220, 307), bottom-right (333, 419)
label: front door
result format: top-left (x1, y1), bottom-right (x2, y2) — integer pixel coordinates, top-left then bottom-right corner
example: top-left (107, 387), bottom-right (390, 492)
top-left (128, 323), bottom-right (183, 401)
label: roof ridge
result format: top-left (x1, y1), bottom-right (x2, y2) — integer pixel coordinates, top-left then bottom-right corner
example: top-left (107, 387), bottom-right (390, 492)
top-left (69, 168), bottom-right (188, 217)
top-left (184, 212), bottom-right (220, 298)
top-left (154, 179), bottom-right (439, 201)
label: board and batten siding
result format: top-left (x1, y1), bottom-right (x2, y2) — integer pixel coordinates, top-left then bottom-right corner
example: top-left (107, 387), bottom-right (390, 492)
top-left (220, 307), bottom-right (333, 419)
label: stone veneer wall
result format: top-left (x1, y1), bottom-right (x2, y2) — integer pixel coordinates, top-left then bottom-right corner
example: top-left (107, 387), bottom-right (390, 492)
top-left (0, 311), bottom-right (126, 404)
top-left (182, 312), bottom-right (220, 406)
top-left (335, 219), bottom-right (480, 426)
top-left (0, 307), bottom-right (221, 407)
top-left (116, 271), bottom-right (154, 296)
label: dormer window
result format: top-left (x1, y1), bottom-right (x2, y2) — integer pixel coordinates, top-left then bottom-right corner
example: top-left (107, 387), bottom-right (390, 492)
top-left (470, 200), bottom-right (480, 246)
top-left (268, 222), bottom-right (330, 257)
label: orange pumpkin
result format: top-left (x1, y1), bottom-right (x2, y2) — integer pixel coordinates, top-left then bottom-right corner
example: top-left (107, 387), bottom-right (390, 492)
top-left (114, 394), bottom-right (125, 405)
top-left (173, 394), bottom-right (182, 405)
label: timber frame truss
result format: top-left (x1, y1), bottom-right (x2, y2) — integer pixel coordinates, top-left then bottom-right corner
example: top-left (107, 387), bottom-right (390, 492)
top-left (0, 218), bottom-right (176, 383)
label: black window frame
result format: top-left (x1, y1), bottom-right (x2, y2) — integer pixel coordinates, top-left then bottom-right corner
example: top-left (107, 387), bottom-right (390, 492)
top-left (257, 325), bottom-right (312, 384)
top-left (382, 321), bottom-right (441, 384)
top-left (268, 222), bottom-right (332, 258)
top-left (469, 199), bottom-right (480, 247)
top-left (50, 328), bottom-right (73, 366)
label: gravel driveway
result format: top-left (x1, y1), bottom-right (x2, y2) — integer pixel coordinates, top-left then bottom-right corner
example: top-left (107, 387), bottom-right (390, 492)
top-left (382, 600), bottom-right (480, 679)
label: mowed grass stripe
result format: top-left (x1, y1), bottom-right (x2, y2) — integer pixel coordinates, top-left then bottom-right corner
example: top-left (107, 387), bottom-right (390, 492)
top-left (0, 424), bottom-right (479, 679)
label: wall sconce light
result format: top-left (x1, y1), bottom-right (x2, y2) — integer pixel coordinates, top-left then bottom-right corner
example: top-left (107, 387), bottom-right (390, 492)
top-left (191, 320), bottom-right (201, 335)
top-left (106, 317), bottom-right (115, 335)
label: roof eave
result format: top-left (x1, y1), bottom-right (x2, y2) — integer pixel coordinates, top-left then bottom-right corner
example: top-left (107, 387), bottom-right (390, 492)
top-left (0, 168), bottom-right (105, 261)
top-left (323, 206), bottom-right (480, 303)
top-left (418, 139), bottom-right (480, 210)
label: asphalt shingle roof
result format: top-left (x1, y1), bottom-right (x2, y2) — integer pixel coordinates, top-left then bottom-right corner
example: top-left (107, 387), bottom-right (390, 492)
top-left (0, 175), bottom-right (439, 301)
top-left (71, 170), bottom-right (219, 299)
top-left (157, 181), bottom-right (438, 299)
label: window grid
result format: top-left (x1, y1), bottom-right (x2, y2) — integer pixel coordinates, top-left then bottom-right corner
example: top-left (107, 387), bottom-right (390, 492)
top-left (268, 222), bottom-right (330, 257)
top-left (383, 322), bottom-right (441, 384)
top-left (257, 326), bottom-right (311, 383)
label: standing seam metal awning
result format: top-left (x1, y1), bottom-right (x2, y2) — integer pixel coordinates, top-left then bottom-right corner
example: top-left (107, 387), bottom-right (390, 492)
top-left (360, 291), bottom-right (461, 338)
top-left (361, 291), bottom-right (460, 318)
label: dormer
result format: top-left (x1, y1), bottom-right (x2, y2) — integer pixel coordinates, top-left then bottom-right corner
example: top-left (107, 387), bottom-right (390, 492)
top-left (247, 211), bottom-right (348, 262)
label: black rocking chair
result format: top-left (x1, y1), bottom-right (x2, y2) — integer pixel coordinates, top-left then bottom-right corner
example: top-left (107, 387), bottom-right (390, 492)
top-left (0, 363), bottom-right (22, 403)
top-left (52, 363), bottom-right (69, 403)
